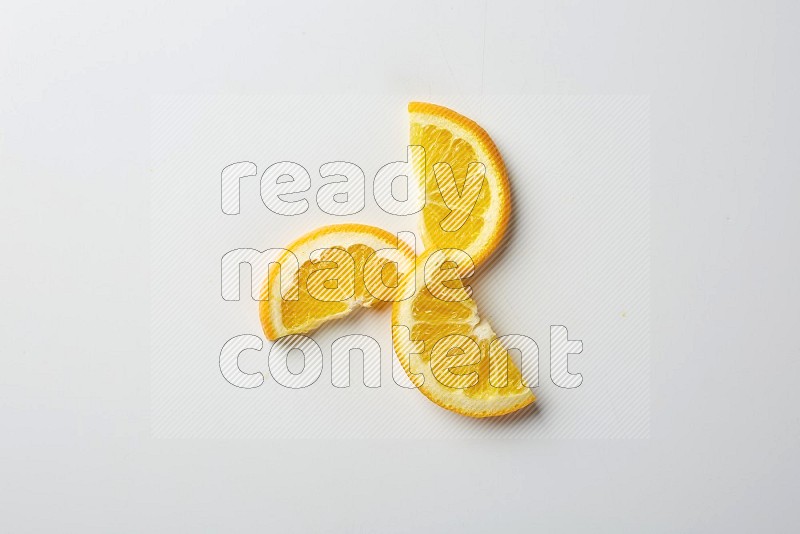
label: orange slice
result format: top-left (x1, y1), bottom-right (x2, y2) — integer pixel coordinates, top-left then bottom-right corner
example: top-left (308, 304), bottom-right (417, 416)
top-left (260, 223), bottom-right (415, 340)
top-left (392, 249), bottom-right (535, 417)
top-left (410, 102), bottom-right (511, 267)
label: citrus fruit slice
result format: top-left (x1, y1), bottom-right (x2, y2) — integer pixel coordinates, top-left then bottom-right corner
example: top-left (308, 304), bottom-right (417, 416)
top-left (392, 249), bottom-right (535, 417)
top-left (409, 101), bottom-right (511, 267)
top-left (260, 223), bottom-right (415, 340)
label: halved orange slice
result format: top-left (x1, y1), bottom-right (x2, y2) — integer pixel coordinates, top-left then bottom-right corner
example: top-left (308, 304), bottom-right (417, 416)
top-left (392, 249), bottom-right (535, 417)
top-left (260, 223), bottom-right (415, 340)
top-left (410, 102), bottom-right (511, 267)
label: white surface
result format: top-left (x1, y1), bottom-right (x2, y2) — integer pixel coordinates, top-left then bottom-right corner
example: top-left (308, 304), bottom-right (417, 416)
top-left (1, 0), bottom-right (798, 531)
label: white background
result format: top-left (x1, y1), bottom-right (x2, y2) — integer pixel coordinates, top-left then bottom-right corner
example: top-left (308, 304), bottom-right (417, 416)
top-left (1, 0), bottom-right (798, 531)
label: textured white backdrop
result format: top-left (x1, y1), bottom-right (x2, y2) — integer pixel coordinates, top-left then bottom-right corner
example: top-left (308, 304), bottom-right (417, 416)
top-left (150, 95), bottom-right (650, 438)
top-left (3, 0), bottom-right (797, 531)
